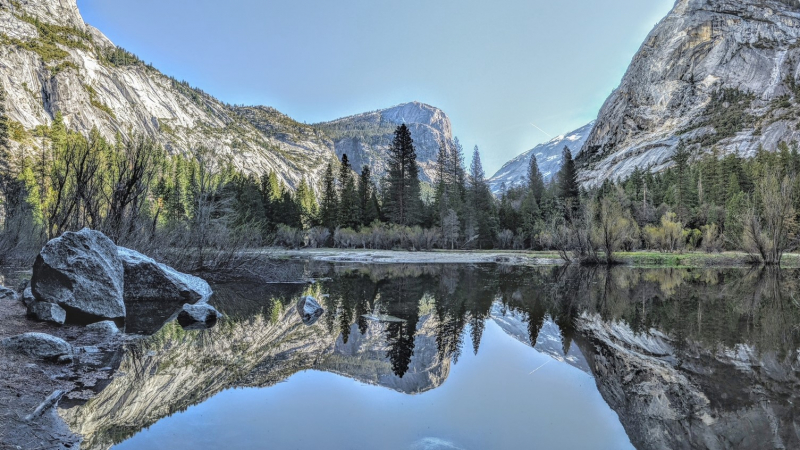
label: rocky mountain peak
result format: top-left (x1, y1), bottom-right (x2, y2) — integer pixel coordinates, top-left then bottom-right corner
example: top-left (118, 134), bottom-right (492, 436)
top-left (579, 0), bottom-right (800, 186)
top-left (314, 102), bottom-right (454, 183)
top-left (4, 0), bottom-right (85, 29)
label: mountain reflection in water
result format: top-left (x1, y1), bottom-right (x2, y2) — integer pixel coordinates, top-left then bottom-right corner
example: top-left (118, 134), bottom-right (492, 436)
top-left (60, 264), bottom-right (800, 450)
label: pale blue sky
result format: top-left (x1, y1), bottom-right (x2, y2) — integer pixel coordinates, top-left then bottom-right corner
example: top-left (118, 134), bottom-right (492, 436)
top-left (77, 0), bottom-right (675, 174)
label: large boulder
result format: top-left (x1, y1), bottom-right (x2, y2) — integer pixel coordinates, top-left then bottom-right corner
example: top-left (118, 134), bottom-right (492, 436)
top-left (27, 301), bottom-right (67, 325)
top-left (177, 303), bottom-right (220, 330)
top-left (2, 333), bottom-right (72, 361)
top-left (0, 285), bottom-right (17, 302)
top-left (117, 247), bottom-right (212, 305)
top-left (31, 229), bottom-right (125, 321)
top-left (297, 296), bottom-right (324, 326)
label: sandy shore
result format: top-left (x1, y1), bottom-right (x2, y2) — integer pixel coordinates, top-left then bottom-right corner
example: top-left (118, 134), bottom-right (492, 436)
top-left (259, 248), bottom-right (565, 265)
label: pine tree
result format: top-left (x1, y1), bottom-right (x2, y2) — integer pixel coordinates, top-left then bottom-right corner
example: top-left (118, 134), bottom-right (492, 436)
top-left (338, 154), bottom-right (360, 228)
top-left (295, 177), bottom-right (318, 228)
top-left (358, 165), bottom-right (378, 225)
top-left (385, 124), bottom-right (422, 225)
top-left (319, 161), bottom-right (339, 231)
top-left (557, 146), bottom-right (579, 216)
top-left (466, 146), bottom-right (497, 248)
top-left (672, 140), bottom-right (691, 221)
top-left (527, 153), bottom-right (545, 203)
top-left (0, 84), bottom-right (11, 226)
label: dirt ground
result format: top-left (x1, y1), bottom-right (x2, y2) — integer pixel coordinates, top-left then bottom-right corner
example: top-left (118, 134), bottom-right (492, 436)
top-left (0, 295), bottom-right (128, 450)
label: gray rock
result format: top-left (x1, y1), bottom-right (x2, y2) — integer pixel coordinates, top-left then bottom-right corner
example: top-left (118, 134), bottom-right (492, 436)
top-left (21, 287), bottom-right (35, 307)
top-left (31, 228), bottom-right (125, 321)
top-left (85, 320), bottom-right (120, 335)
top-left (0, 285), bottom-right (17, 302)
top-left (27, 301), bottom-right (67, 325)
top-left (2, 333), bottom-right (72, 361)
top-left (296, 296), bottom-right (324, 326)
top-left (17, 278), bottom-right (30, 294)
top-left (118, 247), bottom-right (212, 305)
top-left (176, 303), bottom-right (220, 330)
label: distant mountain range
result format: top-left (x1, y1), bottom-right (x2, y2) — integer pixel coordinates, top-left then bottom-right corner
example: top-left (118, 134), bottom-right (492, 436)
top-left (7, 0), bottom-right (800, 196)
top-left (487, 122), bottom-right (594, 194)
top-left (0, 0), bottom-right (451, 191)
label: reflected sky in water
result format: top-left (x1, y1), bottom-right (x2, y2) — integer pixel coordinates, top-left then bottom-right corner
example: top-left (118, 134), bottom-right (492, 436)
top-left (113, 320), bottom-right (632, 450)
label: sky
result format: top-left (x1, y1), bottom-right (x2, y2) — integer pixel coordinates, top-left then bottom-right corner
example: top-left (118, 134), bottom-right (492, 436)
top-left (76, 0), bottom-right (676, 175)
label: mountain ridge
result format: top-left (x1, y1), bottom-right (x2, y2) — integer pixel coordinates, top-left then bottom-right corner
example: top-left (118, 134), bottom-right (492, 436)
top-left (0, 0), bottom-right (454, 191)
top-left (579, 0), bottom-right (800, 186)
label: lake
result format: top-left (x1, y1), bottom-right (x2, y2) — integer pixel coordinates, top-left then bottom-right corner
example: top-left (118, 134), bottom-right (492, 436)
top-left (61, 264), bottom-right (800, 450)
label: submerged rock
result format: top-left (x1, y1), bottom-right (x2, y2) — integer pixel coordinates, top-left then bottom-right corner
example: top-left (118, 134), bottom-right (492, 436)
top-left (31, 229), bottom-right (125, 321)
top-left (27, 301), bottom-right (67, 325)
top-left (0, 285), bottom-right (17, 302)
top-left (118, 247), bottom-right (212, 305)
top-left (177, 303), bottom-right (220, 330)
top-left (85, 320), bottom-right (120, 335)
top-left (2, 333), bottom-right (72, 361)
top-left (297, 296), bottom-right (324, 326)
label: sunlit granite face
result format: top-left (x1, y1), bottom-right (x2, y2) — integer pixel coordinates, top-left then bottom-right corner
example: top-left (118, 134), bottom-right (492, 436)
top-left (60, 264), bottom-right (800, 450)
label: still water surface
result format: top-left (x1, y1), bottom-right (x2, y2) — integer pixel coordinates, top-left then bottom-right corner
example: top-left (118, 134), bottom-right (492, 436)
top-left (60, 264), bottom-right (800, 450)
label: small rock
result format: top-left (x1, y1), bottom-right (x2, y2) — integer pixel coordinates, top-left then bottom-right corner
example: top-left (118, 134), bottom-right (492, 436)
top-left (85, 320), bottom-right (120, 335)
top-left (21, 287), bottom-right (35, 307)
top-left (1, 333), bottom-right (72, 361)
top-left (297, 296), bottom-right (324, 326)
top-left (57, 354), bottom-right (74, 364)
top-left (177, 303), bottom-right (220, 330)
top-left (0, 285), bottom-right (17, 302)
top-left (27, 301), bottom-right (67, 325)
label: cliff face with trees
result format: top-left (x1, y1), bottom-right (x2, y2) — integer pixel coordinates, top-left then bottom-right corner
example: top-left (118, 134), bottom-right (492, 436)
top-left (581, 0), bottom-right (800, 185)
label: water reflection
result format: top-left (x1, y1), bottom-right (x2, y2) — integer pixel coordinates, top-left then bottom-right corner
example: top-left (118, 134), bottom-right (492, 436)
top-left (60, 264), bottom-right (800, 450)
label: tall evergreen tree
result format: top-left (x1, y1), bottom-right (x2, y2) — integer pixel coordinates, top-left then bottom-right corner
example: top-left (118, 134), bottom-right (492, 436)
top-left (466, 146), bottom-right (497, 248)
top-left (557, 146), bottom-right (580, 216)
top-left (358, 165), bottom-right (378, 225)
top-left (527, 153), bottom-right (545, 203)
top-left (319, 161), bottom-right (339, 231)
top-left (672, 140), bottom-right (691, 221)
top-left (385, 124), bottom-right (422, 225)
top-left (295, 177), bottom-right (317, 228)
top-left (338, 154), bottom-right (360, 228)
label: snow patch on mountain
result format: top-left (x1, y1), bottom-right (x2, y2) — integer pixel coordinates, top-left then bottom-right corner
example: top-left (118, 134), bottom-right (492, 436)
top-left (488, 122), bottom-right (595, 194)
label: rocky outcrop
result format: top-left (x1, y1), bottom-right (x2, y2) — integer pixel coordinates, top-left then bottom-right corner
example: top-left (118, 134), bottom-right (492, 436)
top-left (2, 332), bottom-right (73, 361)
top-left (176, 303), bottom-right (220, 330)
top-left (580, 0), bottom-right (800, 186)
top-left (27, 301), bottom-right (67, 325)
top-left (313, 102), bottom-right (454, 183)
top-left (488, 122), bottom-right (595, 194)
top-left (31, 229), bottom-right (125, 321)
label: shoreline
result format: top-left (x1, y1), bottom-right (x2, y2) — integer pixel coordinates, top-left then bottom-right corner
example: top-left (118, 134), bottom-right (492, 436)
top-left (258, 248), bottom-right (798, 268)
